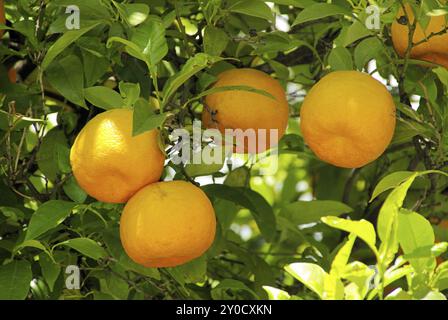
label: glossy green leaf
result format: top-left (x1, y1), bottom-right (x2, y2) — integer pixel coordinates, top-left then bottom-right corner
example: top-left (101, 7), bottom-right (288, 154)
top-left (42, 23), bottom-right (101, 70)
top-left (370, 171), bottom-right (415, 202)
top-left (229, 0), bottom-right (274, 21)
top-left (203, 184), bottom-right (276, 241)
top-left (322, 216), bottom-right (377, 254)
top-left (84, 86), bottom-right (125, 110)
top-left (285, 262), bottom-right (327, 299)
top-left (26, 201), bottom-right (77, 241)
top-left (280, 200), bottom-right (352, 225)
top-left (263, 286), bottom-right (291, 300)
top-left (292, 3), bottom-right (351, 26)
top-left (0, 261), bottom-right (32, 300)
top-left (57, 237), bottom-right (107, 260)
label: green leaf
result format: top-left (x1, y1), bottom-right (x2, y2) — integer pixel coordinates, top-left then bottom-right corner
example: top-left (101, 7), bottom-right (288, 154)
top-left (123, 4), bottom-right (149, 26)
top-left (377, 173), bottom-right (418, 267)
top-left (162, 53), bottom-right (222, 106)
top-left (263, 286), bottom-right (291, 300)
top-left (36, 129), bottom-right (69, 182)
top-left (119, 82), bottom-right (141, 107)
top-left (202, 184), bottom-right (276, 241)
top-left (370, 171), bottom-right (415, 202)
top-left (132, 98), bottom-right (167, 136)
top-left (46, 55), bottom-right (86, 108)
top-left (434, 262), bottom-right (448, 291)
top-left (398, 209), bottom-right (436, 271)
top-left (402, 243), bottom-right (448, 260)
top-left (377, 173), bottom-right (418, 242)
top-left (421, 291), bottom-right (447, 300)
top-left (330, 234), bottom-right (356, 277)
top-left (81, 47), bottom-right (109, 87)
top-left (57, 238), bottom-right (107, 260)
top-left (63, 176), bottom-right (88, 204)
top-left (211, 279), bottom-right (259, 299)
top-left (270, 0), bottom-right (316, 7)
top-left (26, 200), bottom-right (77, 241)
top-left (204, 25), bottom-right (229, 56)
top-left (0, 110), bottom-right (43, 131)
top-left (342, 261), bottom-right (375, 300)
top-left (385, 288), bottom-right (412, 300)
top-left (107, 37), bottom-right (148, 64)
top-left (229, 0), bottom-right (274, 22)
top-left (0, 261), bottom-right (32, 300)
top-left (39, 253), bottom-right (60, 292)
top-left (130, 16), bottom-right (168, 70)
top-left (292, 3), bottom-right (351, 26)
top-left (14, 239), bottom-right (48, 254)
top-left (42, 23), bottom-right (101, 70)
top-left (322, 216), bottom-right (377, 255)
top-left (170, 256), bottom-right (207, 284)
top-left (398, 209), bottom-right (435, 254)
top-left (328, 47), bottom-right (353, 71)
top-left (84, 86), bottom-right (125, 110)
top-left (280, 200), bottom-right (353, 225)
top-left (354, 37), bottom-right (383, 69)
top-left (323, 271), bottom-right (345, 300)
top-left (285, 263), bottom-right (327, 299)
top-left (336, 21), bottom-right (371, 47)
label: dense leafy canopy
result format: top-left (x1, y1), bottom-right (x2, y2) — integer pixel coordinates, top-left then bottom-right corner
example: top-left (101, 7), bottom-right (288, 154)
top-left (0, 0), bottom-right (448, 300)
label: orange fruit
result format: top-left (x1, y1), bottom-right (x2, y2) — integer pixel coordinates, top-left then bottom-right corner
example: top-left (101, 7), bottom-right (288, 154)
top-left (391, 4), bottom-right (448, 68)
top-left (300, 71), bottom-right (396, 168)
top-left (202, 68), bottom-right (289, 154)
top-left (120, 181), bottom-right (216, 268)
top-left (70, 108), bottom-right (165, 203)
top-left (0, 0), bottom-right (5, 39)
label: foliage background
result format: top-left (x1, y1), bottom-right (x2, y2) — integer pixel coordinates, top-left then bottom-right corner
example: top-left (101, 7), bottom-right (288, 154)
top-left (0, 0), bottom-right (447, 300)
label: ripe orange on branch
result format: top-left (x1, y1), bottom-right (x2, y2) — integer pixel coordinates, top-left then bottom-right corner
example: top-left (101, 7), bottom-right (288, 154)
top-left (202, 68), bottom-right (289, 154)
top-left (392, 4), bottom-right (448, 68)
top-left (300, 71), bottom-right (396, 168)
top-left (70, 108), bottom-right (165, 204)
top-left (120, 181), bottom-right (216, 268)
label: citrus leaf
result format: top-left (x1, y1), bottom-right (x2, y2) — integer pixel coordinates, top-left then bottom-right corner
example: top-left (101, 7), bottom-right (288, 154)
top-left (42, 22), bottom-right (101, 70)
top-left (292, 3), bottom-right (351, 26)
top-left (280, 200), bottom-right (352, 225)
top-left (0, 261), bottom-right (32, 300)
top-left (285, 262), bottom-right (327, 299)
top-left (26, 200), bottom-right (77, 241)
top-left (57, 238), bottom-right (107, 261)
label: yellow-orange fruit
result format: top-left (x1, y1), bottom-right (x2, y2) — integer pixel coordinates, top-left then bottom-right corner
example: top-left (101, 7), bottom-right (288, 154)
top-left (120, 181), bottom-right (216, 268)
top-left (70, 109), bottom-right (165, 203)
top-left (300, 71), bottom-right (396, 168)
top-left (202, 68), bottom-right (289, 154)
top-left (391, 4), bottom-right (448, 68)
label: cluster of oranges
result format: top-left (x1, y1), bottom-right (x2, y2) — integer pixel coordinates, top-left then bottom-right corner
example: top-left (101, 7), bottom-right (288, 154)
top-left (68, 4), bottom-right (448, 269)
top-left (70, 68), bottom-right (396, 268)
